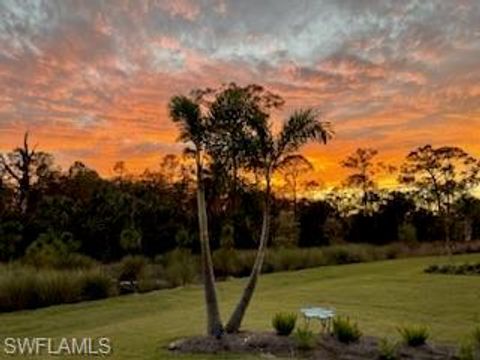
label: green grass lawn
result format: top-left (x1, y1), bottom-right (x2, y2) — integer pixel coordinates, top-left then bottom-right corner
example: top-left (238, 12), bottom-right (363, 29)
top-left (1, 253), bottom-right (479, 359)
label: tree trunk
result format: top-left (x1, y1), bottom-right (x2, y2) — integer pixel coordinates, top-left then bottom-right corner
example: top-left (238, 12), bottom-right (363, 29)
top-left (225, 172), bottom-right (271, 333)
top-left (292, 176), bottom-right (297, 219)
top-left (443, 215), bottom-right (452, 260)
top-left (464, 218), bottom-right (472, 242)
top-left (195, 153), bottom-right (224, 336)
top-left (443, 198), bottom-right (453, 260)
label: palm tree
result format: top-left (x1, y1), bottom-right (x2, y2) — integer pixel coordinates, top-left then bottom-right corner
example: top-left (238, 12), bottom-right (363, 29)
top-left (168, 95), bottom-right (223, 336)
top-left (225, 108), bottom-right (333, 333)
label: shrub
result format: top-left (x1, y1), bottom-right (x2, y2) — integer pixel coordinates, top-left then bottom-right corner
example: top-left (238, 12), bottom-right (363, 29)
top-left (163, 249), bottom-right (198, 287)
top-left (294, 327), bottom-right (316, 350)
top-left (23, 231), bottom-right (95, 270)
top-left (80, 270), bottom-right (115, 300)
top-left (398, 223), bottom-right (417, 245)
top-left (424, 264), bottom-right (439, 273)
top-left (378, 338), bottom-right (397, 360)
top-left (457, 327), bottom-right (480, 360)
top-left (0, 221), bottom-right (22, 261)
top-left (272, 312), bottom-right (297, 336)
top-left (175, 227), bottom-right (193, 249)
top-left (0, 268), bottom-right (87, 311)
top-left (0, 269), bottom-right (45, 311)
top-left (474, 326), bottom-right (480, 347)
top-left (384, 243), bottom-right (408, 260)
top-left (323, 245), bottom-right (369, 265)
top-left (24, 230), bottom-right (80, 268)
top-left (137, 278), bottom-right (170, 293)
top-left (219, 223), bottom-right (234, 249)
top-left (54, 253), bottom-right (97, 270)
top-left (120, 227), bottom-right (142, 252)
top-left (118, 255), bottom-right (147, 282)
top-left (36, 271), bottom-right (82, 305)
top-left (24, 241), bottom-right (62, 268)
top-left (213, 248), bottom-right (242, 277)
top-left (457, 341), bottom-right (475, 360)
top-left (424, 262), bottom-right (480, 276)
top-left (398, 325), bottom-right (429, 347)
top-left (273, 210), bottom-right (299, 248)
top-left (332, 316), bottom-right (362, 343)
top-left (267, 248), bottom-right (305, 272)
top-left (0, 267), bottom-right (114, 312)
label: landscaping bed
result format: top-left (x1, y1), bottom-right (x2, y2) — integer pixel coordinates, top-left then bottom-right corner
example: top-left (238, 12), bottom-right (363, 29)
top-left (424, 262), bottom-right (480, 275)
top-left (169, 332), bottom-right (459, 359)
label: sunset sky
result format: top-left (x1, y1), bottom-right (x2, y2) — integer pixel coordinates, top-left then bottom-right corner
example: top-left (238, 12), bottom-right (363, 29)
top-left (1, 0), bottom-right (479, 187)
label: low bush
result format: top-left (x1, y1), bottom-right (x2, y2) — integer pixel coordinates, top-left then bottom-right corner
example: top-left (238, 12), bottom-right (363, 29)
top-left (398, 325), bottom-right (429, 347)
top-left (36, 271), bottom-right (81, 305)
top-left (398, 223), bottom-right (418, 245)
top-left (210, 242), bottom-right (474, 280)
top-left (118, 255), bottom-right (147, 282)
top-left (266, 248), bottom-right (311, 272)
top-left (424, 264), bottom-right (439, 273)
top-left (212, 243), bottom-right (418, 279)
top-left (474, 326), bottom-right (480, 347)
top-left (424, 263), bottom-right (480, 276)
top-left (137, 278), bottom-right (170, 293)
top-left (378, 338), bottom-right (397, 360)
top-left (23, 242), bottom-right (96, 270)
top-left (163, 249), bottom-right (198, 287)
top-left (55, 253), bottom-right (98, 270)
top-left (213, 248), bottom-right (245, 277)
top-left (323, 245), bottom-right (367, 265)
top-left (384, 243), bottom-right (409, 260)
top-left (0, 267), bottom-right (115, 312)
top-left (272, 312), bottom-right (297, 336)
top-left (332, 316), bottom-right (362, 344)
top-left (294, 327), bottom-right (316, 350)
top-left (80, 270), bottom-right (115, 300)
top-left (23, 230), bottom-right (89, 270)
top-left (0, 269), bottom-right (51, 311)
top-left (457, 341), bottom-right (475, 360)
top-left (456, 327), bottom-right (480, 360)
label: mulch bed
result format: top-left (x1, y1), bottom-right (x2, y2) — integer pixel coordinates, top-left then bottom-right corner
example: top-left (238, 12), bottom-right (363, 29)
top-left (168, 331), bottom-right (458, 359)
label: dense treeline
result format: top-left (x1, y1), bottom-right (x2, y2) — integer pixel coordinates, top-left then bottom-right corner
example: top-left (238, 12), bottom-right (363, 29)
top-left (1, 136), bottom-right (480, 263)
top-left (1, 83), bottom-right (480, 266)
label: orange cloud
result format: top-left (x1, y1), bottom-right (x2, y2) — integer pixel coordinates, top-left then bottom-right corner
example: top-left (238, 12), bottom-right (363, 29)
top-left (0, 0), bottom-right (479, 188)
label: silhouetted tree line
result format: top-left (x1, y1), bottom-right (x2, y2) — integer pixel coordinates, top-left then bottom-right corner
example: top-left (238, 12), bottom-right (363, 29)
top-left (1, 135), bottom-right (479, 263)
top-left (1, 85), bottom-right (480, 267)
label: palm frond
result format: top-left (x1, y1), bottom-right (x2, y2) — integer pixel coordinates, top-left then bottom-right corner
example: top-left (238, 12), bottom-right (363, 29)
top-left (275, 109), bottom-right (333, 160)
top-left (168, 95), bottom-right (205, 146)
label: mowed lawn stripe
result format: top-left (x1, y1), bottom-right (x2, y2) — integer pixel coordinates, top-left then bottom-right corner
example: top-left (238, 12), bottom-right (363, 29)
top-left (1, 253), bottom-right (479, 359)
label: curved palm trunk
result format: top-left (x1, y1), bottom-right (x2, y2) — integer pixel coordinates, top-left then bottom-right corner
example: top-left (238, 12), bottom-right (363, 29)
top-left (195, 153), bottom-right (224, 336)
top-left (225, 173), bottom-right (271, 333)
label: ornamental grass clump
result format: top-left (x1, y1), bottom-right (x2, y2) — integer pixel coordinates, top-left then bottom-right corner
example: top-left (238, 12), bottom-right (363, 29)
top-left (332, 316), bottom-right (362, 343)
top-left (398, 325), bottom-right (429, 347)
top-left (272, 312), bottom-right (297, 336)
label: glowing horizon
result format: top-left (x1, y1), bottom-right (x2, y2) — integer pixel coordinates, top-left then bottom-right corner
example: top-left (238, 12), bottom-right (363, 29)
top-left (1, 1), bottom-right (479, 188)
